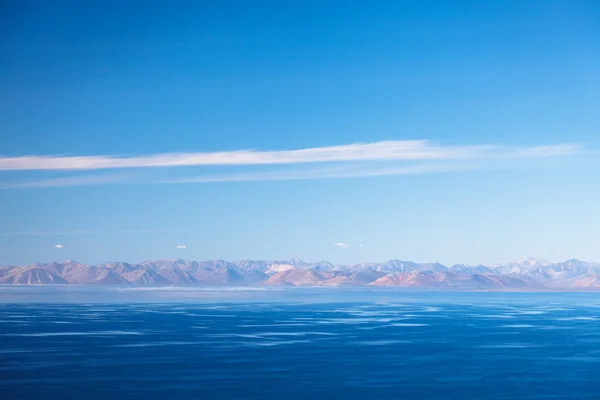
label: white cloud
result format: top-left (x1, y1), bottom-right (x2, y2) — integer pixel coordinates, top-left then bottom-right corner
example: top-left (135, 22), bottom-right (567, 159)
top-left (54, 244), bottom-right (64, 249)
top-left (0, 141), bottom-right (586, 190)
top-left (175, 245), bottom-right (187, 249)
top-left (334, 242), bottom-right (349, 248)
top-left (0, 141), bottom-right (581, 171)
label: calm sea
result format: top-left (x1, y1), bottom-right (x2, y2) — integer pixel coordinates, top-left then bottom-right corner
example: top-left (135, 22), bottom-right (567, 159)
top-left (2, 287), bottom-right (600, 399)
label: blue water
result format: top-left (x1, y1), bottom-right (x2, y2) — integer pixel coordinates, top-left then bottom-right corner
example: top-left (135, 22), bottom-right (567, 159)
top-left (2, 287), bottom-right (600, 399)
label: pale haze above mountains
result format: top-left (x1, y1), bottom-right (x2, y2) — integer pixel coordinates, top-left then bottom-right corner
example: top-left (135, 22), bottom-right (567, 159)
top-left (2, 258), bottom-right (600, 290)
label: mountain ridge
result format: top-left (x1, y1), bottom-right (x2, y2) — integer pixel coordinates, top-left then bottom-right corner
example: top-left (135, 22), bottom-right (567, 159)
top-left (2, 258), bottom-right (600, 289)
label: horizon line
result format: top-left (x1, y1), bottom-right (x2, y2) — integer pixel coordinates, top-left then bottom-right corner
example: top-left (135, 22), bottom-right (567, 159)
top-left (5, 256), bottom-right (596, 268)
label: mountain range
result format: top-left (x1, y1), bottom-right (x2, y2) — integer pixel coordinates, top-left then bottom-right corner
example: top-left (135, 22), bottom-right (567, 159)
top-left (2, 257), bottom-right (600, 290)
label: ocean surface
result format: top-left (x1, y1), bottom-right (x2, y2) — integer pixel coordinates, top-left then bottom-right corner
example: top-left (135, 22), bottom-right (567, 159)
top-left (2, 287), bottom-right (600, 399)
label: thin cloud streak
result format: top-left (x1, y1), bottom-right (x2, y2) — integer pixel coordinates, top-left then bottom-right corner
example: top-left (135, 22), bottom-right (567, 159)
top-left (166, 163), bottom-right (468, 184)
top-left (0, 228), bottom-right (189, 236)
top-left (0, 173), bottom-right (129, 189)
top-left (508, 144), bottom-right (582, 158)
top-left (0, 163), bottom-right (463, 190)
top-left (0, 230), bottom-right (99, 236)
top-left (0, 141), bottom-right (581, 171)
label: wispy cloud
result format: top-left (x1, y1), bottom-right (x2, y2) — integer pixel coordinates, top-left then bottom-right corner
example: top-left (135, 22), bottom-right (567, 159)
top-left (0, 141), bottom-right (581, 171)
top-left (166, 163), bottom-right (469, 184)
top-left (175, 245), bottom-right (187, 249)
top-left (0, 230), bottom-right (98, 236)
top-left (0, 141), bottom-right (586, 189)
top-left (334, 242), bottom-right (349, 248)
top-left (120, 228), bottom-right (186, 234)
top-left (0, 228), bottom-right (189, 236)
top-left (0, 173), bottom-right (128, 189)
top-left (508, 145), bottom-right (581, 158)
top-left (54, 244), bottom-right (64, 249)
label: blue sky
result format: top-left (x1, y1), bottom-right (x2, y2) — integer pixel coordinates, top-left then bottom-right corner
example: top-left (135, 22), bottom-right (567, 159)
top-left (1, 0), bottom-right (600, 266)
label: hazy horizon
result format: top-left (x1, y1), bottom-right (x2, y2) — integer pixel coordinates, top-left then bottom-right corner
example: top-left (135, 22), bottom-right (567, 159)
top-left (4, 255), bottom-right (599, 268)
